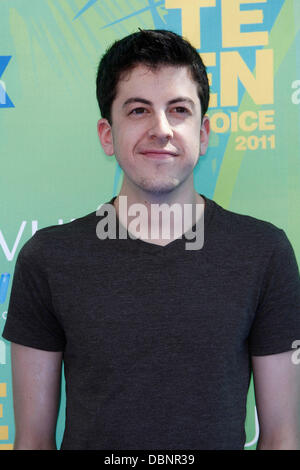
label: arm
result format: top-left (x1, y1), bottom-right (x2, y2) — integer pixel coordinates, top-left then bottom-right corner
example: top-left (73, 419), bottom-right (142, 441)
top-left (252, 350), bottom-right (300, 450)
top-left (11, 342), bottom-right (63, 450)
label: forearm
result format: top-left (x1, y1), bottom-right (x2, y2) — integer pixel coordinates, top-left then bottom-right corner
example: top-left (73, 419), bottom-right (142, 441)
top-left (13, 434), bottom-right (57, 450)
top-left (11, 344), bottom-right (62, 451)
top-left (256, 435), bottom-right (300, 450)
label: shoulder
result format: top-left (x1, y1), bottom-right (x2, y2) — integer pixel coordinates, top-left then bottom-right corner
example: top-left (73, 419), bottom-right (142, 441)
top-left (16, 210), bottom-right (98, 265)
top-left (208, 198), bottom-right (287, 245)
top-left (204, 198), bottom-right (293, 267)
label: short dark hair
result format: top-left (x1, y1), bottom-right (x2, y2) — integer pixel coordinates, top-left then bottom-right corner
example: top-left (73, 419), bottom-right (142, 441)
top-left (96, 29), bottom-right (210, 125)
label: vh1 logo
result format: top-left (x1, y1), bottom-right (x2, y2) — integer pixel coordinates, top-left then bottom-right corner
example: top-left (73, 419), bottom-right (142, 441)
top-left (0, 274), bottom-right (10, 305)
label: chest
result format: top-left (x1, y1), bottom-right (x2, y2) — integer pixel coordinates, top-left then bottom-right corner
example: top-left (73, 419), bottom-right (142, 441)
top-left (49, 251), bottom-right (261, 367)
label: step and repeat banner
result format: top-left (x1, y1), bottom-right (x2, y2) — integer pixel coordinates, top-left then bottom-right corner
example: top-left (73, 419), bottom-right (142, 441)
top-left (1, 0), bottom-right (300, 450)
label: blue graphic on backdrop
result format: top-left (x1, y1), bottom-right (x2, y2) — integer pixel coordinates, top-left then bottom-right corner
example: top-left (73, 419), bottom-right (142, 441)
top-left (99, 0), bottom-right (165, 30)
top-left (0, 274), bottom-right (10, 304)
top-left (73, 0), bottom-right (164, 22)
top-left (0, 56), bottom-right (14, 108)
top-left (73, 0), bottom-right (98, 20)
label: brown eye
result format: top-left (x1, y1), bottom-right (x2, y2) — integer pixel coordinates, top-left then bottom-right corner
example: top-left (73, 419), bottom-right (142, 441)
top-left (130, 107), bottom-right (147, 115)
top-left (173, 107), bottom-right (189, 114)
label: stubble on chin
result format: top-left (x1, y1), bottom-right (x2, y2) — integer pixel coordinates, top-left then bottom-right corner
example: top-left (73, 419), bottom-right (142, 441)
top-left (137, 176), bottom-right (181, 195)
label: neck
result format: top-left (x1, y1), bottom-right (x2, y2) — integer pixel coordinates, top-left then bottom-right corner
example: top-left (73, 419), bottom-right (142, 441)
top-left (113, 180), bottom-right (205, 246)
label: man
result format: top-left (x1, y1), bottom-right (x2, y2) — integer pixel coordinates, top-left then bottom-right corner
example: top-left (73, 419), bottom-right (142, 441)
top-left (2, 29), bottom-right (300, 450)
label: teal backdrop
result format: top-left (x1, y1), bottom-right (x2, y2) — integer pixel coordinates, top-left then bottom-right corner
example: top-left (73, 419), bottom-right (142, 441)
top-left (0, 0), bottom-right (300, 450)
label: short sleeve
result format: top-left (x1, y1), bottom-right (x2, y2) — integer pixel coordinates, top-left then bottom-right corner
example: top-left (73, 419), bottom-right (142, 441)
top-left (249, 229), bottom-right (300, 356)
top-left (2, 233), bottom-right (66, 351)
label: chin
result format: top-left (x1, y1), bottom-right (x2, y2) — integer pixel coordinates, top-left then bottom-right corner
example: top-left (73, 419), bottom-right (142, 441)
top-left (137, 177), bottom-right (181, 195)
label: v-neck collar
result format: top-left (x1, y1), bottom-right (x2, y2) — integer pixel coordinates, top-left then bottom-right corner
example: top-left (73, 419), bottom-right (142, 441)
top-left (103, 193), bottom-right (216, 258)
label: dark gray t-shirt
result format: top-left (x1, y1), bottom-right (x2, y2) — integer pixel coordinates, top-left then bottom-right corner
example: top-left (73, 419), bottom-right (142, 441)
top-left (3, 195), bottom-right (300, 450)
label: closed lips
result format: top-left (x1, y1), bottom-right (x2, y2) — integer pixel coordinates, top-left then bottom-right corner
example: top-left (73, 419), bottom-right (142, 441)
top-left (141, 150), bottom-right (178, 155)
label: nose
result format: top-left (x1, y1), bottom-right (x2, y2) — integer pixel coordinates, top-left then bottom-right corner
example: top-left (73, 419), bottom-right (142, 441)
top-left (148, 112), bottom-right (173, 140)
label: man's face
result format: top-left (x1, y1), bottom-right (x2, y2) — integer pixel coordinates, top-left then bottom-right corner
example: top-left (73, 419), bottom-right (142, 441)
top-left (98, 64), bottom-right (210, 195)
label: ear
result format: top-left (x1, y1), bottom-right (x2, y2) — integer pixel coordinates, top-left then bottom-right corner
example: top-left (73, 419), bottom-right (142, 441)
top-left (97, 118), bottom-right (114, 156)
top-left (199, 115), bottom-right (210, 156)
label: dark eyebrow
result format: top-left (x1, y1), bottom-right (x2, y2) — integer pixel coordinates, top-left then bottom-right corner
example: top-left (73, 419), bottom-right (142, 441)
top-left (122, 96), bottom-right (195, 109)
